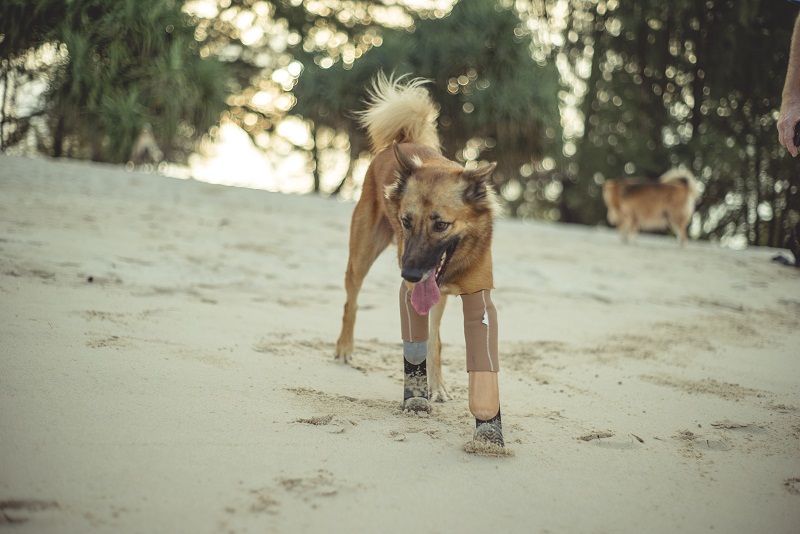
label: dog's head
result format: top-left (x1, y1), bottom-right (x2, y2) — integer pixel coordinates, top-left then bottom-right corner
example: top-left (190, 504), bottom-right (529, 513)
top-left (384, 142), bottom-right (497, 305)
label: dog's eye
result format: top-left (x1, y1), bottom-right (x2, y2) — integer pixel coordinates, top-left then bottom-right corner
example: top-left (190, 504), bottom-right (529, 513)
top-left (401, 216), bottom-right (412, 229)
top-left (433, 221), bottom-right (450, 232)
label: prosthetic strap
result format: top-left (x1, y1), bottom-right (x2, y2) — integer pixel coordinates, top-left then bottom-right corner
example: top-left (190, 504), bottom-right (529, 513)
top-left (461, 289), bottom-right (499, 373)
top-left (400, 283), bottom-right (430, 409)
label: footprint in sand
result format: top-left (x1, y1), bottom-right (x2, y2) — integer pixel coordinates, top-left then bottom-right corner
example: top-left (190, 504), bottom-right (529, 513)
top-left (245, 470), bottom-right (342, 516)
top-left (673, 429), bottom-right (732, 452)
top-left (0, 499), bottom-right (59, 524)
top-left (293, 414), bottom-right (348, 434)
top-left (577, 431), bottom-right (644, 450)
top-left (85, 334), bottom-right (128, 349)
top-left (785, 478), bottom-right (800, 496)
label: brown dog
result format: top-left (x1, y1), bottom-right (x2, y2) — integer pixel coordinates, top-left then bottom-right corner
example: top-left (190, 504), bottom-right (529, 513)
top-left (334, 73), bottom-right (504, 445)
top-left (603, 169), bottom-right (700, 245)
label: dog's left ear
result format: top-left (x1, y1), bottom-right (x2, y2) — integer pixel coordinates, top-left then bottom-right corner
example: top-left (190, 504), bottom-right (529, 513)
top-left (462, 162), bottom-right (497, 209)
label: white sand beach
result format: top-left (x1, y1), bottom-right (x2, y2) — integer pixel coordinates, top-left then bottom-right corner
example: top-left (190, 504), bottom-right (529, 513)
top-left (1, 153), bottom-right (799, 533)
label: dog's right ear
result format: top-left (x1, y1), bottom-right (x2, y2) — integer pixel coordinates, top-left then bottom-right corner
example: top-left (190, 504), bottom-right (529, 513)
top-left (393, 142), bottom-right (417, 175)
top-left (386, 142), bottom-right (417, 203)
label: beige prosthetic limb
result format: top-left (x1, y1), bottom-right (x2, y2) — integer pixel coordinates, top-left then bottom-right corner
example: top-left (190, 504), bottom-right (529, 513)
top-left (400, 283), bottom-right (431, 412)
top-left (469, 372), bottom-right (499, 421)
top-left (462, 289), bottom-right (503, 445)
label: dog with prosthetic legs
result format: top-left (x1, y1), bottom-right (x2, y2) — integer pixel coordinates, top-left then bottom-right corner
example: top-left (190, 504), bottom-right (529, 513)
top-left (335, 73), bottom-right (504, 446)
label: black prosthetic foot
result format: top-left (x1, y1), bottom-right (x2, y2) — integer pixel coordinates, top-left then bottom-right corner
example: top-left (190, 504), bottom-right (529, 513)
top-left (403, 360), bottom-right (431, 413)
top-left (474, 409), bottom-right (504, 447)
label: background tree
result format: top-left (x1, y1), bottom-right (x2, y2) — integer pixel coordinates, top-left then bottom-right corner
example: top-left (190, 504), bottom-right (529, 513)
top-left (556, 0), bottom-right (798, 247)
top-left (181, 0), bottom-right (418, 158)
top-left (2, 0), bottom-right (797, 249)
top-left (1, 0), bottom-right (231, 162)
top-left (290, 0), bottom-right (562, 203)
top-left (0, 0), bottom-right (405, 163)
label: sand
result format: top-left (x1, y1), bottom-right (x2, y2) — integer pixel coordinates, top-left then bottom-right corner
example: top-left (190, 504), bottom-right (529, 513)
top-left (1, 153), bottom-right (799, 533)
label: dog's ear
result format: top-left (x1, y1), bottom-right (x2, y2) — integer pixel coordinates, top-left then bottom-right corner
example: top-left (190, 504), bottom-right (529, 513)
top-left (393, 142), bottom-right (417, 175)
top-left (462, 162), bottom-right (497, 210)
top-left (386, 142), bottom-right (417, 203)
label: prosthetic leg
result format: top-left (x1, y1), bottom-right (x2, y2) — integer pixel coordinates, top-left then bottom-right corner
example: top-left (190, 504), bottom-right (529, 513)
top-left (462, 290), bottom-right (504, 446)
top-left (400, 283), bottom-right (431, 413)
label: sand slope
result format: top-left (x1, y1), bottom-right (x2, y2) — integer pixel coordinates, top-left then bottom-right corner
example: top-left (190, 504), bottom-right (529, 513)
top-left (1, 154), bottom-right (799, 533)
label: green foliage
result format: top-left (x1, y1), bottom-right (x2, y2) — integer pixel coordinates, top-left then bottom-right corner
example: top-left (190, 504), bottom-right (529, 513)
top-left (1, 0), bottom-right (409, 162)
top-left (182, 0), bottom-right (410, 140)
top-left (1, 0), bottom-right (230, 163)
top-left (291, 0), bottom-right (798, 246)
top-left (0, 0), bottom-right (64, 59)
top-left (2, 0), bottom-right (796, 247)
top-left (292, 0), bottom-right (562, 204)
top-left (562, 0), bottom-right (798, 247)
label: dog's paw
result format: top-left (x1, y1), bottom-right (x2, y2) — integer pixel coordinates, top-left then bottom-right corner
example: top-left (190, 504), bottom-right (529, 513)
top-left (334, 340), bottom-right (353, 364)
top-left (429, 382), bottom-right (450, 403)
top-left (333, 350), bottom-right (351, 365)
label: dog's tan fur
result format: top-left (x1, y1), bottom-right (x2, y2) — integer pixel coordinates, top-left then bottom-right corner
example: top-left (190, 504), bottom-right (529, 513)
top-left (335, 74), bottom-right (498, 401)
top-left (603, 169), bottom-right (700, 245)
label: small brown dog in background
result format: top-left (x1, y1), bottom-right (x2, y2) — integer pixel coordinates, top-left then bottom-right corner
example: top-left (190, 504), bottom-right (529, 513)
top-left (603, 169), bottom-right (700, 246)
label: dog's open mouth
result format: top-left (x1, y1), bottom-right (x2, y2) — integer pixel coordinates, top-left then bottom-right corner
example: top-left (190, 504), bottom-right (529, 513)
top-left (410, 240), bottom-right (457, 315)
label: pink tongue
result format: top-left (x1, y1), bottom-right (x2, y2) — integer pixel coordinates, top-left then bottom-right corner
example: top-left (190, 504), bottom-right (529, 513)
top-left (410, 275), bottom-right (440, 315)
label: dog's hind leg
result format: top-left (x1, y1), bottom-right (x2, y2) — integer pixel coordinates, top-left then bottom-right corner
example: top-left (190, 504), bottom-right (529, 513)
top-left (668, 215), bottom-right (689, 246)
top-left (335, 209), bottom-right (393, 363)
top-left (427, 295), bottom-right (449, 402)
top-left (615, 213), bottom-right (630, 243)
top-left (619, 215), bottom-right (637, 244)
top-left (675, 224), bottom-right (688, 246)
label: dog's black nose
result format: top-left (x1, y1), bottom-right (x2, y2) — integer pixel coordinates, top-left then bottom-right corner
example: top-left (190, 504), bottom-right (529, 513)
top-left (401, 268), bottom-right (423, 283)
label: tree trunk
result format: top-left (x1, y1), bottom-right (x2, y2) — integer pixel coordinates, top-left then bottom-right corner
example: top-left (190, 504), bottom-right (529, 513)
top-left (311, 126), bottom-right (321, 194)
top-left (53, 115), bottom-right (65, 158)
top-left (0, 65), bottom-right (8, 151)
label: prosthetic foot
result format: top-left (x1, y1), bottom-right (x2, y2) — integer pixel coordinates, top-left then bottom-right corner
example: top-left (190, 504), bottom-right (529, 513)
top-left (403, 357), bottom-right (430, 413)
top-left (400, 283), bottom-right (431, 413)
top-left (474, 409), bottom-right (504, 447)
top-left (463, 290), bottom-right (504, 446)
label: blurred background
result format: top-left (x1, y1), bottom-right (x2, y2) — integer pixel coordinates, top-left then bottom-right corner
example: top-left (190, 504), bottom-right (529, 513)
top-left (0, 0), bottom-right (797, 249)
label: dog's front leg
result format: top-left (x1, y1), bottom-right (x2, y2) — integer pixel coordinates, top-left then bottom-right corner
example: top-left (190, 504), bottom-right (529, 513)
top-left (427, 296), bottom-right (450, 402)
top-left (462, 290), bottom-right (504, 446)
top-left (400, 282), bottom-right (431, 413)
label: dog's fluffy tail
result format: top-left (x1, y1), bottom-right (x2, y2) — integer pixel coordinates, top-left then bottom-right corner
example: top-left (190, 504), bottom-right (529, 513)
top-left (659, 168), bottom-right (700, 198)
top-left (357, 72), bottom-right (440, 154)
